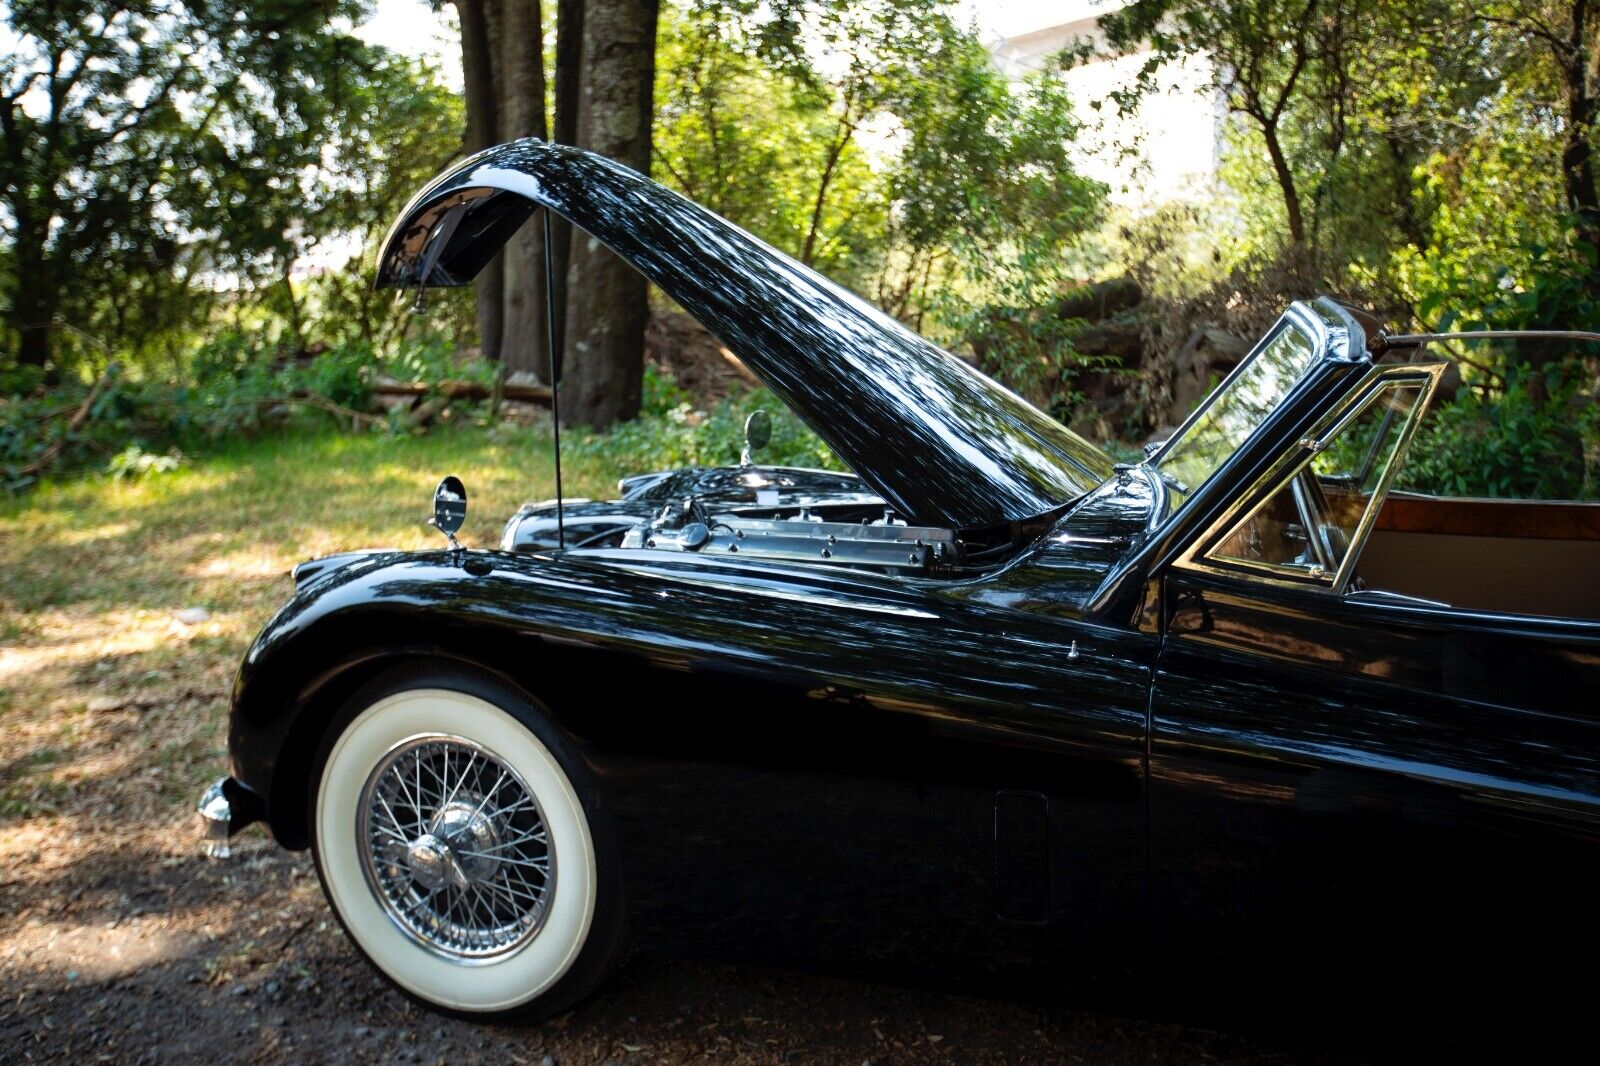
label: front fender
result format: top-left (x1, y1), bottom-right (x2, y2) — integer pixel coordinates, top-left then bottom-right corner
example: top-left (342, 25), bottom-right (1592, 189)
top-left (229, 547), bottom-right (670, 846)
top-left (228, 542), bottom-right (997, 848)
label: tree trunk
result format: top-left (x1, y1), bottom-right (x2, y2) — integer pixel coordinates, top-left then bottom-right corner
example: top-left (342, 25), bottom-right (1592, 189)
top-left (498, 0), bottom-right (550, 380)
top-left (1381, 125), bottom-right (1430, 252)
top-left (1260, 119), bottom-right (1306, 247)
top-left (800, 110), bottom-right (854, 266)
top-left (8, 262), bottom-right (55, 369)
top-left (5, 192), bottom-right (54, 370)
top-left (547, 0), bottom-right (585, 382)
top-left (554, 0), bottom-right (584, 147)
top-left (455, 0), bottom-right (505, 361)
top-left (1558, 4), bottom-right (1599, 273)
top-left (562, 0), bottom-right (659, 429)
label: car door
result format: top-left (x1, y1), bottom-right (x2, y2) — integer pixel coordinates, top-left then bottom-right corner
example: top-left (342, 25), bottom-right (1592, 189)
top-left (563, 549), bottom-right (1154, 989)
top-left (1146, 365), bottom-right (1600, 1018)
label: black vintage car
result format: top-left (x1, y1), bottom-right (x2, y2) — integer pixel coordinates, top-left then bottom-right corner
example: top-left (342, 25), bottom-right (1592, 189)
top-left (199, 141), bottom-right (1600, 1025)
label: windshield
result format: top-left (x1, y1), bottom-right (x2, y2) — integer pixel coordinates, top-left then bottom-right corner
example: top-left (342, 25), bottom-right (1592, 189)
top-left (1153, 320), bottom-right (1322, 494)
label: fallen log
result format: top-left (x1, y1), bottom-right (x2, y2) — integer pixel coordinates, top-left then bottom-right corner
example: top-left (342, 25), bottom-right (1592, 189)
top-left (18, 361), bottom-right (120, 479)
top-left (370, 379), bottom-right (553, 404)
top-left (718, 346), bottom-right (762, 387)
top-left (1071, 323), bottom-right (1144, 364)
top-left (1201, 328), bottom-right (1252, 360)
top-left (966, 277), bottom-right (1146, 369)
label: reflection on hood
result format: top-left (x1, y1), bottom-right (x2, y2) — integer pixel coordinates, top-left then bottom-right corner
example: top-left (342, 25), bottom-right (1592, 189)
top-left (377, 140), bottom-right (1113, 530)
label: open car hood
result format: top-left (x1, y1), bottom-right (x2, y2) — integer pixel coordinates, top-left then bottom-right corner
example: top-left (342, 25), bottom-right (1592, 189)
top-left (376, 140), bottom-right (1112, 530)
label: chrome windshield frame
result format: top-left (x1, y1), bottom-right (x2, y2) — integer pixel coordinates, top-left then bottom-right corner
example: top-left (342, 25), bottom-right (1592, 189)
top-left (1146, 301), bottom-right (1354, 492)
top-left (1143, 299), bottom-right (1360, 533)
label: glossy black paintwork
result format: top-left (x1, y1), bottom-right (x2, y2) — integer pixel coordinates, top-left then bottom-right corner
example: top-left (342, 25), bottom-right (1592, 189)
top-left (233, 532), bottom-right (1153, 984)
top-left (229, 266), bottom-right (1600, 1019)
top-left (1151, 569), bottom-right (1600, 1014)
top-left (374, 139), bottom-right (1113, 530)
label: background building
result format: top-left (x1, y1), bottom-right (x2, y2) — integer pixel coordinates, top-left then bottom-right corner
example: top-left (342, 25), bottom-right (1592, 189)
top-left (975, 0), bottom-right (1221, 207)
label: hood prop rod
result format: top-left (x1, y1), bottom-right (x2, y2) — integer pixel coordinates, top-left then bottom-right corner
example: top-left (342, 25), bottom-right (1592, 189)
top-left (542, 208), bottom-right (566, 550)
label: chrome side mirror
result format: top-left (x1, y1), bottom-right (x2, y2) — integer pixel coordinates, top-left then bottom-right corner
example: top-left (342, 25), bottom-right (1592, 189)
top-left (742, 410), bottom-right (772, 466)
top-left (429, 475), bottom-right (467, 549)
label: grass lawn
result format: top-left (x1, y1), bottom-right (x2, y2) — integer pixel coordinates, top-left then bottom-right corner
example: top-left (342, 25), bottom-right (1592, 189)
top-left (0, 425), bottom-right (624, 820)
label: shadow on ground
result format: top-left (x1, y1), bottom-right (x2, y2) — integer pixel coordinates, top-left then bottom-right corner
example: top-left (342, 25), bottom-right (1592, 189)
top-left (1, 826), bottom-right (1369, 1066)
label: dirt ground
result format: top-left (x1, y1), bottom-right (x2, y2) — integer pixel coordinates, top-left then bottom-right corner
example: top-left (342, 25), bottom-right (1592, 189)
top-left (0, 824), bottom-right (1361, 1066)
top-left (1, 432), bottom-right (1369, 1065)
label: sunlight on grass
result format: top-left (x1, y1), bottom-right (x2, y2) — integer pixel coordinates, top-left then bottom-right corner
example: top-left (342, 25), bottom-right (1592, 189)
top-left (0, 426), bottom-right (626, 823)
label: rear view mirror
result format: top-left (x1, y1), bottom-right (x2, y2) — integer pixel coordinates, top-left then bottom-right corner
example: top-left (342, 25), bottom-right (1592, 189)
top-left (430, 475), bottom-right (468, 548)
top-left (742, 410), bottom-right (772, 465)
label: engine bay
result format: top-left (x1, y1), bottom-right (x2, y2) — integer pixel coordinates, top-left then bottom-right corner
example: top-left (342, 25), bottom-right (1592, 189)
top-left (620, 497), bottom-right (959, 576)
top-left (498, 413), bottom-right (1042, 577)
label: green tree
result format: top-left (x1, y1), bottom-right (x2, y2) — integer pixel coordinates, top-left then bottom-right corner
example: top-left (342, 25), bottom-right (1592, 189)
top-left (0, 1), bottom-right (387, 377)
top-left (450, 0), bottom-right (551, 377)
top-left (889, 38), bottom-right (1104, 311)
top-left (653, 3), bottom-right (886, 286)
top-left (1097, 0), bottom-right (1324, 248)
top-left (290, 56), bottom-right (470, 356)
top-left (1470, 2), bottom-right (1600, 285)
top-left (658, 0), bottom-right (1106, 415)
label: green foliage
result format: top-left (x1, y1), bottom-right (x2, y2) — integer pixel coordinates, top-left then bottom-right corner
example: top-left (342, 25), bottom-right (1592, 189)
top-left (565, 367), bottom-right (841, 473)
top-left (1393, 234), bottom-right (1600, 499)
top-left (1418, 238), bottom-right (1600, 336)
top-left (665, 0), bottom-right (1112, 420)
top-left (1403, 381), bottom-right (1598, 500)
top-left (106, 443), bottom-right (184, 480)
top-left (1, 334), bottom-right (502, 492)
top-left (662, 0), bottom-right (1106, 330)
top-left (933, 274), bottom-right (1123, 424)
top-left (654, 5), bottom-right (887, 285)
top-left (283, 54), bottom-right (473, 356)
top-left (6, 353), bottom-right (843, 499)
top-left (1, 3), bottom-right (467, 379)
top-left (6, 0), bottom-right (1597, 510)
top-left (894, 60), bottom-right (1103, 259)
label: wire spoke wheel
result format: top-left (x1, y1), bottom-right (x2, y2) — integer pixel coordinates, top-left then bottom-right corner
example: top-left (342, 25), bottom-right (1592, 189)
top-left (357, 734), bottom-right (554, 961)
top-left (315, 680), bottom-right (615, 1018)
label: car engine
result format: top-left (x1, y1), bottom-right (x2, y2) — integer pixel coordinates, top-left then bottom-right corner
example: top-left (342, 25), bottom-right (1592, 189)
top-left (620, 497), bottom-right (959, 576)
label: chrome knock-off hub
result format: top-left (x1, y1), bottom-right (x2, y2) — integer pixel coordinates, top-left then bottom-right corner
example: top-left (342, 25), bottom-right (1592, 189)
top-left (403, 800), bottom-right (501, 890)
top-left (358, 735), bottom-right (554, 960)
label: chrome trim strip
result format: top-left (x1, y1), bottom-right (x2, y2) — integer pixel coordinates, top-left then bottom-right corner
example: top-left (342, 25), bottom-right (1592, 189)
top-left (1381, 329), bottom-right (1600, 347)
top-left (599, 562), bottom-right (940, 619)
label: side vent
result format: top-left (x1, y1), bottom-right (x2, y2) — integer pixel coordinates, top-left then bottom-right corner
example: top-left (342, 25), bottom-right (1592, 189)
top-left (994, 790), bottom-right (1051, 923)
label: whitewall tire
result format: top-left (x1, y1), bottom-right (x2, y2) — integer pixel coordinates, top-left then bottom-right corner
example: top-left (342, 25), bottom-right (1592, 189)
top-left (311, 668), bottom-right (622, 1020)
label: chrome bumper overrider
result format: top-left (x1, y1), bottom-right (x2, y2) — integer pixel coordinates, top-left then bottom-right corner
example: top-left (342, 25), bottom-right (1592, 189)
top-left (196, 776), bottom-right (262, 859)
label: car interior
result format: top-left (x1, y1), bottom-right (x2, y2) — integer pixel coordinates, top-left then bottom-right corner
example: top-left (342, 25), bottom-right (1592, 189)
top-left (1203, 376), bottom-right (1600, 622)
top-left (1358, 494), bottom-right (1600, 620)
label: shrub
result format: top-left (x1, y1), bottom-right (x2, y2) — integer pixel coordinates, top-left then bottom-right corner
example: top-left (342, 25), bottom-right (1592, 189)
top-left (106, 443), bottom-right (184, 479)
top-left (1401, 380), bottom-right (1596, 500)
top-left (2, 333), bottom-right (497, 492)
top-left (564, 367), bottom-right (841, 474)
